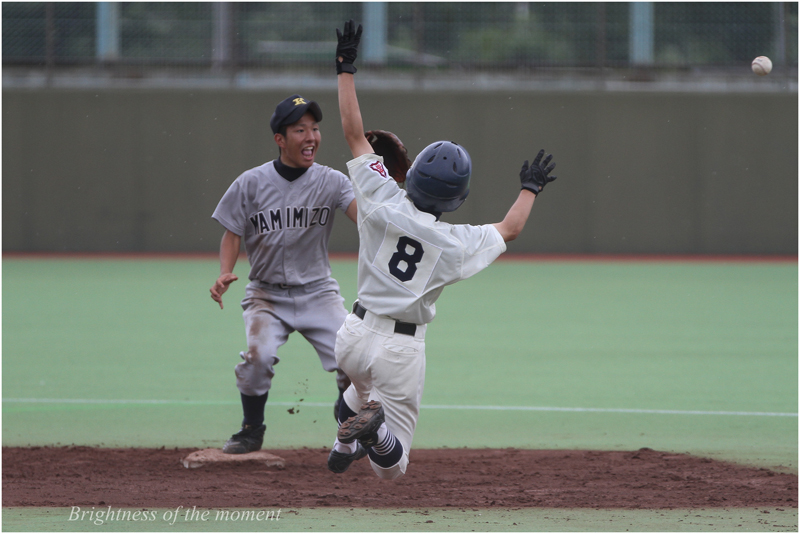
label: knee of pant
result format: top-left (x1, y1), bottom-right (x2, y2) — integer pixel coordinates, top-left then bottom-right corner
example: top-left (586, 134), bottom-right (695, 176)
top-left (370, 455), bottom-right (408, 480)
top-left (240, 350), bottom-right (277, 371)
top-left (342, 387), bottom-right (367, 414)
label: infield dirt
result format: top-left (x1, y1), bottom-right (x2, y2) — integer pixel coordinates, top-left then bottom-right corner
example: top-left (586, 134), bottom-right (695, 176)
top-left (3, 446), bottom-right (796, 509)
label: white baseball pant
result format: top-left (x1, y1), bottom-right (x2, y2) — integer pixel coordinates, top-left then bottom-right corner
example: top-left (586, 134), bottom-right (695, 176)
top-left (335, 307), bottom-right (428, 479)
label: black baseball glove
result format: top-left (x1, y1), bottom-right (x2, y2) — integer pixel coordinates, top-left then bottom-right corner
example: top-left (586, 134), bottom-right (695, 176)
top-left (365, 130), bottom-right (412, 183)
top-left (336, 20), bottom-right (362, 75)
top-left (520, 149), bottom-right (558, 195)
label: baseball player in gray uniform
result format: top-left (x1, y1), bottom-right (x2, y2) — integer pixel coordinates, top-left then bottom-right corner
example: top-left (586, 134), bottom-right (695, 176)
top-left (327, 21), bottom-right (559, 479)
top-left (210, 94), bottom-right (358, 454)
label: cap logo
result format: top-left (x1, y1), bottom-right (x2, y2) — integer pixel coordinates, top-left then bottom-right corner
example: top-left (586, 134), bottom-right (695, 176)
top-left (293, 97), bottom-right (307, 106)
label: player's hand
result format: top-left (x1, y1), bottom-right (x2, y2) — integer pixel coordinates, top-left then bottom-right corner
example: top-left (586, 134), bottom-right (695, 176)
top-left (520, 149), bottom-right (557, 195)
top-left (336, 19), bottom-right (362, 75)
top-left (210, 273), bottom-right (238, 310)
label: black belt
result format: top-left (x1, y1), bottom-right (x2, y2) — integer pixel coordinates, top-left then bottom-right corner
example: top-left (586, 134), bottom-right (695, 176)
top-left (353, 302), bottom-right (417, 336)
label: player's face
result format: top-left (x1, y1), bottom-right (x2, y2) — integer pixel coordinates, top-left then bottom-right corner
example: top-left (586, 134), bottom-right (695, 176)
top-left (275, 112), bottom-right (321, 169)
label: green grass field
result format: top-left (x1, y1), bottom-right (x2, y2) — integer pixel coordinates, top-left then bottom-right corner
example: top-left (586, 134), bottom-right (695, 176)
top-left (2, 256), bottom-right (797, 531)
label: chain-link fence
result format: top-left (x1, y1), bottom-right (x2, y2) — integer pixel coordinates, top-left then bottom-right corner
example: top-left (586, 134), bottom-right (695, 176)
top-left (3, 2), bottom-right (797, 72)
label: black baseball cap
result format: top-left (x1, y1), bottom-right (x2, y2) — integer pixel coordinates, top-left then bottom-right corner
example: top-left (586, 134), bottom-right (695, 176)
top-left (270, 94), bottom-right (323, 134)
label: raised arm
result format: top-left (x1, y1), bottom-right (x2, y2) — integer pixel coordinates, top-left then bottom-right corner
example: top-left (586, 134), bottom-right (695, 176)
top-left (493, 150), bottom-right (558, 242)
top-left (494, 190), bottom-right (536, 242)
top-left (336, 20), bottom-right (373, 159)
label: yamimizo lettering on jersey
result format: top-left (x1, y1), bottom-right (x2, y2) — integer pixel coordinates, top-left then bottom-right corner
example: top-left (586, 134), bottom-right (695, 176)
top-left (373, 222), bottom-right (443, 296)
top-left (249, 206), bottom-right (331, 234)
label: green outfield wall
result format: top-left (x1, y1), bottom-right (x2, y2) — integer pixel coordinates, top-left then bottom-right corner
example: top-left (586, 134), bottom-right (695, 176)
top-left (2, 88), bottom-right (797, 254)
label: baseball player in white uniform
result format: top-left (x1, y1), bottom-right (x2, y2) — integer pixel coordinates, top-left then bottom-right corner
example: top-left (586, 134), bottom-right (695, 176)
top-left (327, 21), bottom-right (559, 479)
top-left (210, 94), bottom-right (358, 454)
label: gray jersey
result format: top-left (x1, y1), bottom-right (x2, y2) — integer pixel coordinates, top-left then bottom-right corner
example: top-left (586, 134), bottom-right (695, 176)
top-left (347, 153), bottom-right (506, 325)
top-left (212, 161), bottom-right (355, 285)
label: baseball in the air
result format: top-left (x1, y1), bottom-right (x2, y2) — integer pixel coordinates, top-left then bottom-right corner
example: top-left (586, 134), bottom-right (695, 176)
top-left (751, 56), bottom-right (772, 76)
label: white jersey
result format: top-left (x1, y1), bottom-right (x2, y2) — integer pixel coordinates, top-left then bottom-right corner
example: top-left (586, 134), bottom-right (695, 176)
top-left (347, 153), bottom-right (506, 325)
top-left (212, 160), bottom-right (355, 285)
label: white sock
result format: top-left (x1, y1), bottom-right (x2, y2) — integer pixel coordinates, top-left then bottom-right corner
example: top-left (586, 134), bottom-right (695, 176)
top-left (376, 423), bottom-right (389, 443)
top-left (333, 439), bottom-right (357, 454)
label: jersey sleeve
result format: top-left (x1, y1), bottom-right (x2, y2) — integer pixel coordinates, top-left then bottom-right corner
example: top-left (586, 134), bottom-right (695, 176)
top-left (346, 153), bottom-right (398, 204)
top-left (451, 224), bottom-right (507, 280)
top-left (334, 169), bottom-right (356, 211)
top-left (211, 175), bottom-right (248, 236)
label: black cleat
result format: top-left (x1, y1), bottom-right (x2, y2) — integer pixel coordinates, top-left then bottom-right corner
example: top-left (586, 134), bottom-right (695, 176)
top-left (222, 424), bottom-right (266, 454)
top-left (327, 442), bottom-right (368, 473)
top-left (337, 400), bottom-right (384, 448)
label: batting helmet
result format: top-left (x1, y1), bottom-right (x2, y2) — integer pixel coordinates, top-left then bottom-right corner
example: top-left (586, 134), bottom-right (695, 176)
top-left (405, 141), bottom-right (471, 213)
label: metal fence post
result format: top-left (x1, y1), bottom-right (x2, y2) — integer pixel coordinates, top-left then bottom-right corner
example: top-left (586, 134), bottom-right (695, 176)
top-left (363, 2), bottom-right (388, 66)
top-left (775, 2), bottom-right (787, 68)
top-left (596, 2), bottom-right (607, 70)
top-left (629, 2), bottom-right (654, 66)
top-left (413, 2), bottom-right (424, 85)
top-left (96, 2), bottom-right (120, 63)
top-left (45, 2), bottom-right (55, 84)
top-left (212, 2), bottom-right (233, 73)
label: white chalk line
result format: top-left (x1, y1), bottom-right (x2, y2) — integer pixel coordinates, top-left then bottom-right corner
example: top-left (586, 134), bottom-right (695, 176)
top-left (3, 398), bottom-right (796, 417)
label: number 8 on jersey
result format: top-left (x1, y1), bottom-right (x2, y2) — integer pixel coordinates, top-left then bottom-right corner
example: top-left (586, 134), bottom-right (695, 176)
top-left (373, 223), bottom-right (443, 296)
